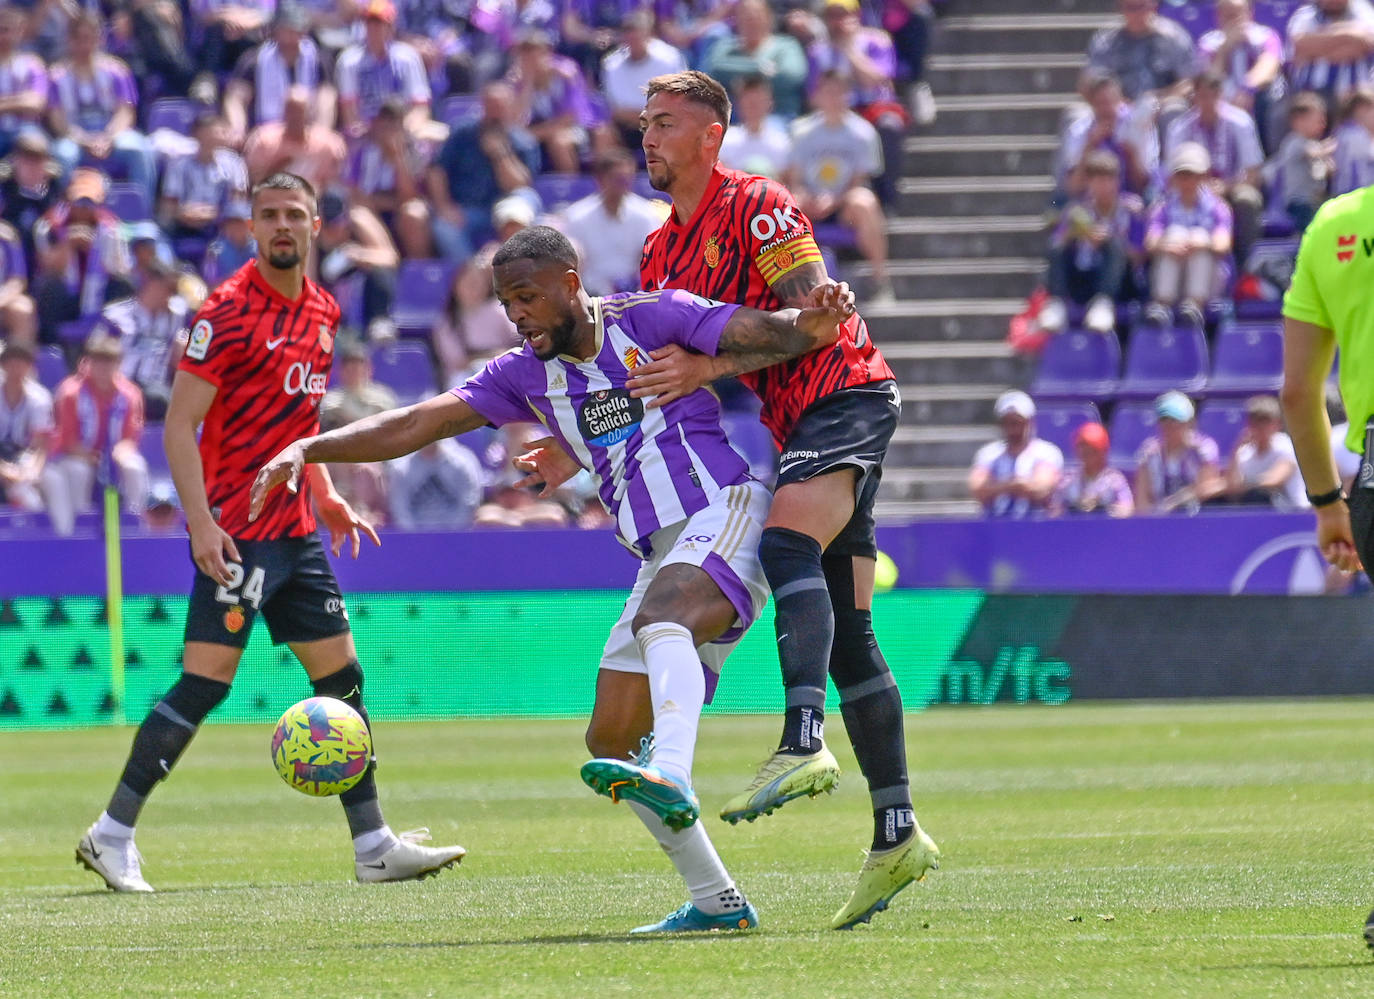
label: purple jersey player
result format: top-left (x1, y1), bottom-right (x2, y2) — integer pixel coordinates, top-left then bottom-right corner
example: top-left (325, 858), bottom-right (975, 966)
top-left (250, 225), bottom-right (855, 935)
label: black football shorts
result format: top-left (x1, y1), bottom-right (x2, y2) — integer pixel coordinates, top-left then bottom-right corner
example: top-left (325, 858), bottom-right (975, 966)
top-left (184, 534), bottom-right (350, 648)
top-left (773, 380), bottom-right (900, 559)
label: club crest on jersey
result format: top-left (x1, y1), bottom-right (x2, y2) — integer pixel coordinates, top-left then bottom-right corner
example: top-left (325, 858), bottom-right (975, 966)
top-left (319, 324), bottom-right (333, 353)
top-left (703, 236), bottom-right (720, 269)
top-left (623, 346), bottom-right (643, 370)
top-left (187, 319), bottom-right (213, 360)
top-left (578, 388), bottom-right (644, 447)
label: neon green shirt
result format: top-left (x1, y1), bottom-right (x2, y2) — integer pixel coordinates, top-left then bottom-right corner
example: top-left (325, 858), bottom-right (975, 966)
top-left (1283, 185), bottom-right (1374, 455)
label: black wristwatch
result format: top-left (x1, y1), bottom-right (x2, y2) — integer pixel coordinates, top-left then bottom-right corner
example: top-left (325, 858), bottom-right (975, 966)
top-left (1306, 486), bottom-right (1347, 508)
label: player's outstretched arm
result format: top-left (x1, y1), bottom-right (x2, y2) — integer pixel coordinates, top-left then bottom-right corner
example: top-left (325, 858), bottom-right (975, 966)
top-left (627, 281), bottom-right (855, 408)
top-left (249, 393), bottom-right (487, 521)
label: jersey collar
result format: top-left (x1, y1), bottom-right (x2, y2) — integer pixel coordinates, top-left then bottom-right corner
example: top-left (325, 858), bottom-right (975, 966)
top-left (668, 162), bottom-right (728, 233)
top-left (248, 259), bottom-right (312, 306)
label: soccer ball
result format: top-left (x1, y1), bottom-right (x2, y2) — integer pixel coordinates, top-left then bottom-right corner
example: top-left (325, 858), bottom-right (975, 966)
top-left (271, 696), bottom-right (372, 797)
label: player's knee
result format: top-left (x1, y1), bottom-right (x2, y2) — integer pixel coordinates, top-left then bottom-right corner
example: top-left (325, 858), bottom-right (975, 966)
top-left (311, 660), bottom-right (366, 714)
top-left (585, 718), bottom-right (627, 759)
top-left (164, 671), bottom-right (232, 726)
top-left (758, 526), bottom-right (823, 591)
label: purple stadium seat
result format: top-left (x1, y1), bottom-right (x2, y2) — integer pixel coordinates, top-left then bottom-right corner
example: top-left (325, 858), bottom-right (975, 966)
top-left (107, 183), bottom-right (151, 222)
top-left (147, 98), bottom-right (196, 135)
top-left (1107, 400), bottom-right (1160, 468)
top-left (332, 272), bottom-right (365, 329)
top-left (371, 342), bottom-right (437, 404)
top-left (440, 94), bottom-right (481, 128)
top-left (1208, 321), bottom-right (1284, 396)
top-left (1030, 329), bottom-right (1121, 400)
top-left (392, 258), bottom-right (456, 333)
top-left (1197, 400), bottom-right (1249, 455)
top-left (1034, 400), bottom-right (1102, 458)
top-left (35, 345), bottom-right (67, 389)
top-left (1116, 324), bottom-right (1208, 399)
top-left (534, 172), bottom-right (597, 212)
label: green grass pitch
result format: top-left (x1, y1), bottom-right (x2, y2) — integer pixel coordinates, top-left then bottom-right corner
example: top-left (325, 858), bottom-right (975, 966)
top-left (4, 700), bottom-right (1373, 998)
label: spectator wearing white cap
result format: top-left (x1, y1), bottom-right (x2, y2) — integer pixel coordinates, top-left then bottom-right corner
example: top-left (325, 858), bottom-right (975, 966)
top-left (1134, 390), bottom-right (1223, 514)
top-left (1143, 141), bottom-right (1233, 328)
top-left (968, 390), bottom-right (1065, 518)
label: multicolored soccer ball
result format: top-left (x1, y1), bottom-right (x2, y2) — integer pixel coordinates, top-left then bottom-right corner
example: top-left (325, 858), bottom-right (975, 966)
top-left (271, 696), bottom-right (372, 797)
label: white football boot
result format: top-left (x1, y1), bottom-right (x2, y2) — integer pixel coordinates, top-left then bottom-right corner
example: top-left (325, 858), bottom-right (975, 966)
top-left (355, 828), bottom-right (466, 883)
top-left (76, 823), bottom-right (154, 893)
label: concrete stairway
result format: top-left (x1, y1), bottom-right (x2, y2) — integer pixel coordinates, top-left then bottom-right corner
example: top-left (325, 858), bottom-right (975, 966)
top-left (865, 0), bottom-right (1118, 520)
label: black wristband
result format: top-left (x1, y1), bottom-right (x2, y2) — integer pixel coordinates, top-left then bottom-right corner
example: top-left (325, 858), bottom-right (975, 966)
top-left (1306, 487), bottom-right (1347, 508)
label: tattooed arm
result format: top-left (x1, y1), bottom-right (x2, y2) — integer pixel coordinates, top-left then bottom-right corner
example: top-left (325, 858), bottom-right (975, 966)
top-left (627, 281), bottom-right (855, 408)
top-left (249, 393), bottom-right (487, 519)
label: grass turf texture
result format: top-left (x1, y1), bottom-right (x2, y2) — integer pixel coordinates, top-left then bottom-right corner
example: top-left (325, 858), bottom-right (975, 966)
top-left (3, 700), bottom-right (1373, 998)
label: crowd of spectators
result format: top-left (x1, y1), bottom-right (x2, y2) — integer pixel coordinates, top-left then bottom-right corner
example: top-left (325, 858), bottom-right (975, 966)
top-left (0, 0), bottom-right (945, 535)
top-left (1040, 0), bottom-right (1374, 336)
top-left (969, 387), bottom-right (1312, 518)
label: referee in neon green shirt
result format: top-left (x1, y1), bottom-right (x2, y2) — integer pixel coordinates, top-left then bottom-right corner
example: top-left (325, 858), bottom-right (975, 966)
top-left (1281, 188), bottom-right (1374, 949)
top-left (1281, 189), bottom-right (1370, 578)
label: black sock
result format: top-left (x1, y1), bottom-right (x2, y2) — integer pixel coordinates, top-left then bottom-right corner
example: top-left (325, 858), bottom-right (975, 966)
top-left (759, 526), bottom-right (832, 753)
top-left (312, 661), bottom-right (384, 838)
top-left (825, 553), bottom-right (914, 851)
top-left (106, 673), bottom-right (230, 827)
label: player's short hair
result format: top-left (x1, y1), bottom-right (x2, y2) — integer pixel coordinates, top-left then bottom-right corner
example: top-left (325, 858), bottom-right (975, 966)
top-left (645, 70), bottom-right (732, 131)
top-left (492, 224), bottom-right (580, 272)
top-left (251, 172), bottom-right (318, 215)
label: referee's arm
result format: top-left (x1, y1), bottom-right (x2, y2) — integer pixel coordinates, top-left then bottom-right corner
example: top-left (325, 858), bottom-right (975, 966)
top-left (1281, 317), bottom-right (1362, 572)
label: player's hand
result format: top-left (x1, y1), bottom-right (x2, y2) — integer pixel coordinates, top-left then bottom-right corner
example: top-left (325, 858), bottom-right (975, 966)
top-left (796, 281), bottom-right (856, 347)
top-left (1316, 502), bottom-right (1363, 574)
top-left (315, 491), bottom-right (381, 559)
top-left (189, 517), bottom-right (242, 586)
top-left (512, 436), bottom-right (581, 497)
top-left (626, 344), bottom-right (715, 409)
top-left (249, 442), bottom-right (306, 523)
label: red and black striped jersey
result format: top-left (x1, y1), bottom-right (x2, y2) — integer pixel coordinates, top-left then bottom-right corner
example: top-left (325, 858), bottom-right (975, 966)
top-left (177, 261), bottom-right (341, 540)
top-left (639, 163), bottom-right (894, 445)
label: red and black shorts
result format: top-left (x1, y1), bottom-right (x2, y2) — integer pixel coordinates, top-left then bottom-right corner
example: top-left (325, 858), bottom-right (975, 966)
top-left (773, 380), bottom-right (900, 559)
top-left (184, 534), bottom-right (350, 649)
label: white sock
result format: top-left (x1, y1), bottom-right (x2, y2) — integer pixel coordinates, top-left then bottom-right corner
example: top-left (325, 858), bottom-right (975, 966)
top-left (93, 811), bottom-right (135, 841)
top-left (635, 621), bottom-right (703, 784)
top-left (352, 825), bottom-right (398, 860)
top-left (628, 801), bottom-right (734, 904)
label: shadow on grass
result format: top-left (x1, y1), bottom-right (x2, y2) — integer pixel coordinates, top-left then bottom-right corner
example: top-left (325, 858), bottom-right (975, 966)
top-left (1202, 959), bottom-right (1373, 971)
top-left (357, 931), bottom-right (764, 949)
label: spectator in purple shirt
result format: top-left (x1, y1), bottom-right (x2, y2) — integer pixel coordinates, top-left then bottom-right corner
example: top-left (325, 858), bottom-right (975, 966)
top-left (1042, 150), bottom-right (1145, 336)
top-left (1197, 0), bottom-right (1285, 149)
top-left (466, 0), bottom-right (563, 87)
top-left (1134, 390), bottom-right (1223, 514)
top-left (158, 112), bottom-right (250, 245)
top-left (223, 3), bottom-right (338, 148)
top-left (1163, 70), bottom-right (1264, 267)
top-left (507, 27), bottom-right (602, 174)
top-left (192, 0), bottom-right (273, 76)
top-left (1331, 85), bottom-right (1374, 194)
top-left (345, 98), bottom-right (433, 260)
top-left (1052, 422), bottom-right (1134, 517)
top-left (335, 0), bottom-right (436, 141)
top-left (1057, 72), bottom-right (1155, 198)
top-left (808, 0), bottom-right (904, 206)
top-left (880, 0), bottom-right (940, 126)
top-left (46, 14), bottom-right (157, 207)
top-left (1144, 142), bottom-right (1233, 328)
top-left (1286, 0), bottom-right (1374, 107)
top-left (32, 168), bottom-right (133, 345)
top-left (0, 6), bottom-right (49, 158)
